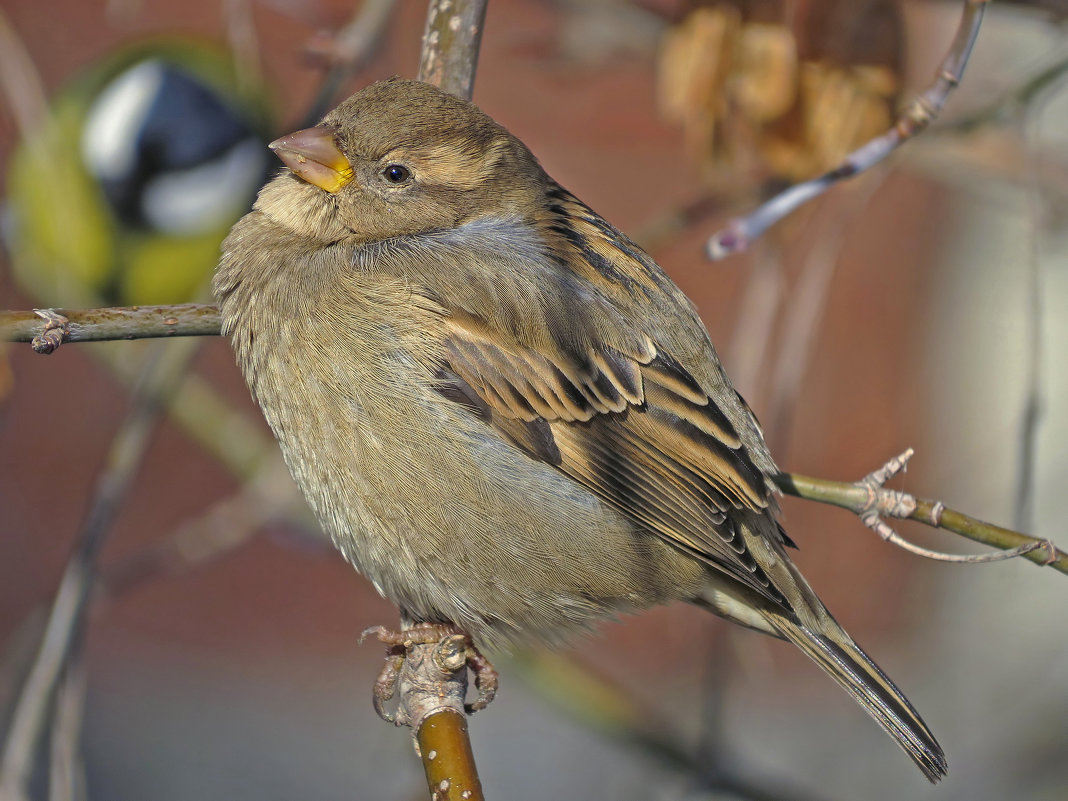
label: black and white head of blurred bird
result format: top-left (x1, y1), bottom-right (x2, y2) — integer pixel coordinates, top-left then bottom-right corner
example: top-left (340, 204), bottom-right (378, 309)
top-left (6, 44), bottom-right (269, 305)
top-left (81, 58), bottom-right (266, 236)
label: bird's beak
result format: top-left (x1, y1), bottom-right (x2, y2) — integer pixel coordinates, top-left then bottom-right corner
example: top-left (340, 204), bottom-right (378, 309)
top-left (269, 125), bottom-right (353, 193)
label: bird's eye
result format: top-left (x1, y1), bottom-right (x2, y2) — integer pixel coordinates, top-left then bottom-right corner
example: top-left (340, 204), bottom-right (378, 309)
top-left (382, 164), bottom-right (411, 184)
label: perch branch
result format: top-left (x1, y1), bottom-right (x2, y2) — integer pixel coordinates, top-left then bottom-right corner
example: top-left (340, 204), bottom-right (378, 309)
top-left (707, 0), bottom-right (989, 259)
top-left (776, 448), bottom-right (1066, 574)
top-left (4, 309), bottom-right (1064, 578)
top-left (370, 636), bottom-right (485, 801)
top-left (359, 4), bottom-right (495, 799)
top-left (0, 305), bottom-right (221, 352)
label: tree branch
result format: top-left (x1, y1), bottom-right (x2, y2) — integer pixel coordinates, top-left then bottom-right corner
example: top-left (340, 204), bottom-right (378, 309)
top-left (0, 305), bottom-right (221, 352)
top-left (366, 634), bottom-right (485, 801)
top-left (407, 639), bottom-right (485, 801)
top-left (776, 449), bottom-right (1066, 575)
top-left (300, 0), bottom-right (398, 127)
top-left (2, 4), bottom-right (495, 801)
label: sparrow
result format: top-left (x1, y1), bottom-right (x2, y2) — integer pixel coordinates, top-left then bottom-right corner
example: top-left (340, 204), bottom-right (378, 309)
top-left (213, 78), bottom-right (946, 781)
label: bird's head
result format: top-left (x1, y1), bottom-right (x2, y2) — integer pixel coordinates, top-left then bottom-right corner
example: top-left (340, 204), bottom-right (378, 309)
top-left (260, 79), bottom-right (545, 244)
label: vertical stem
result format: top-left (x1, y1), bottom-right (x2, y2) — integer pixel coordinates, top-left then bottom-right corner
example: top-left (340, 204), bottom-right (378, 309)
top-left (417, 710), bottom-right (485, 801)
top-left (417, 0), bottom-right (488, 101)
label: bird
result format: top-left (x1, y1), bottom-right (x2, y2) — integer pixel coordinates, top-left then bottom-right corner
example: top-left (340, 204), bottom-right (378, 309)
top-left (8, 41), bottom-right (269, 307)
top-left (213, 77), bottom-right (946, 782)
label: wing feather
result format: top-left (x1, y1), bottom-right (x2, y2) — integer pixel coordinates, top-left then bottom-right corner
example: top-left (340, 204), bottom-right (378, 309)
top-left (358, 186), bottom-right (785, 604)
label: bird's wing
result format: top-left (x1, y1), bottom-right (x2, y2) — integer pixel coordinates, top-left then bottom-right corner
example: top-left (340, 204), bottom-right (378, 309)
top-left (439, 311), bottom-right (787, 604)
top-left (358, 184), bottom-right (787, 603)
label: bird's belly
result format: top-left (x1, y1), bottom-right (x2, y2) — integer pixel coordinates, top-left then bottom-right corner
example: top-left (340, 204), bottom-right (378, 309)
top-left (254, 349), bottom-right (702, 647)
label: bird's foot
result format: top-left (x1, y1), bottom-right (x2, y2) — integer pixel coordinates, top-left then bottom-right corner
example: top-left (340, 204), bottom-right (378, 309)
top-left (361, 623), bottom-right (498, 722)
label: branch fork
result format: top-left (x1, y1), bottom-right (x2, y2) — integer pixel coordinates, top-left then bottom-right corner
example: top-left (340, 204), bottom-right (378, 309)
top-left (853, 449), bottom-right (1057, 566)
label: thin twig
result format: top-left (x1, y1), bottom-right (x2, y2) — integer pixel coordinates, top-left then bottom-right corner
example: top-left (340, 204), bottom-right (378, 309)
top-left (707, 0), bottom-right (989, 259)
top-left (724, 243), bottom-right (784, 402)
top-left (3, 300), bottom-right (1063, 577)
top-left (301, 0), bottom-right (398, 127)
top-left (47, 660), bottom-right (87, 801)
top-left (776, 449), bottom-right (1067, 574)
top-left (942, 52), bottom-right (1068, 135)
top-left (102, 460), bottom-right (301, 598)
top-left (1013, 93), bottom-right (1054, 533)
top-left (0, 337), bottom-right (201, 801)
top-left (417, 0), bottom-right (488, 101)
top-left (223, 0), bottom-right (263, 93)
top-left (0, 466), bottom-right (304, 797)
top-left (764, 178), bottom-right (884, 451)
top-left (0, 305), bottom-right (221, 349)
top-left (355, 6), bottom-right (498, 797)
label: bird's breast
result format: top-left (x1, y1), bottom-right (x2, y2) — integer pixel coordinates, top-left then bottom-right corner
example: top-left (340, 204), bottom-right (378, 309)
top-left (220, 245), bottom-right (703, 646)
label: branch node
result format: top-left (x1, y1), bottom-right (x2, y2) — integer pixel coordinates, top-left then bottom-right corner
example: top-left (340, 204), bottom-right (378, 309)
top-left (861, 511), bottom-right (897, 542)
top-left (706, 221), bottom-right (748, 260)
top-left (31, 309), bottom-right (70, 355)
top-left (865, 447), bottom-right (914, 487)
top-left (1039, 539), bottom-right (1058, 566)
top-left (879, 489), bottom-right (919, 519)
top-left (928, 501), bottom-right (946, 527)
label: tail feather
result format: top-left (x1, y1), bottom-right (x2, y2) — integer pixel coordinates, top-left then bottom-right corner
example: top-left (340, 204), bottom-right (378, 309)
top-left (700, 516), bottom-right (946, 780)
top-left (776, 620), bottom-right (948, 783)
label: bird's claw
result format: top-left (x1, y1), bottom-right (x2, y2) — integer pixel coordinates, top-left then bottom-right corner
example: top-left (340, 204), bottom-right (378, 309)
top-left (361, 623), bottom-right (498, 720)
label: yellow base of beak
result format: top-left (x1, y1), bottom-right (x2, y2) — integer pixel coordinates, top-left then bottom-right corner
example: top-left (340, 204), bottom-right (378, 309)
top-left (269, 125), bottom-right (353, 193)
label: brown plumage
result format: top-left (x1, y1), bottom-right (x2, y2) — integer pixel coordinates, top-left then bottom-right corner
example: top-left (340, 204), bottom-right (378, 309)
top-left (213, 78), bottom-right (946, 781)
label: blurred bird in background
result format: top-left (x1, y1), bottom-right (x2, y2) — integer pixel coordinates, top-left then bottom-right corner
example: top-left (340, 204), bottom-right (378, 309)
top-left (5, 39), bottom-right (271, 306)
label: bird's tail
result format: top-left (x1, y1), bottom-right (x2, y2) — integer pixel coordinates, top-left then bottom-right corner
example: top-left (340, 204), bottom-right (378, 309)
top-left (772, 615), bottom-right (947, 783)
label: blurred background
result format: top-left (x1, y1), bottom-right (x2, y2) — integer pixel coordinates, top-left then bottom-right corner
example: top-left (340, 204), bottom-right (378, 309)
top-left (1, 1), bottom-right (1066, 799)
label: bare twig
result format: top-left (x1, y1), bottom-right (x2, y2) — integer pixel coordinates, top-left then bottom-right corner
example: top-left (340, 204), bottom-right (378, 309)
top-left (942, 52), bottom-right (1068, 135)
top-left (417, 0), bottom-right (488, 101)
top-left (0, 337), bottom-right (200, 801)
top-left (223, 0), bottom-right (262, 93)
top-left (0, 305), bottom-right (221, 349)
top-left (776, 449), bottom-right (1067, 574)
top-left (0, 466), bottom-right (303, 800)
top-left (1013, 94), bottom-right (1056, 533)
top-left (47, 660), bottom-right (87, 801)
top-left (765, 178), bottom-right (885, 450)
top-left (102, 460), bottom-right (301, 598)
top-left (301, 0), bottom-right (398, 127)
top-left (2, 295), bottom-right (1062, 578)
top-left (724, 244), bottom-right (784, 401)
top-left (707, 0), bottom-right (989, 259)
top-left (347, 7), bottom-right (499, 797)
